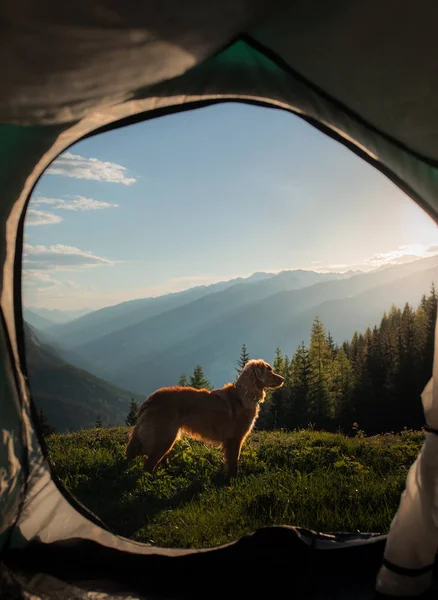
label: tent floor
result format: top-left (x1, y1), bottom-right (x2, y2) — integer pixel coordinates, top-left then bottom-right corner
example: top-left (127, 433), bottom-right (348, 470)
top-left (2, 527), bottom-right (438, 599)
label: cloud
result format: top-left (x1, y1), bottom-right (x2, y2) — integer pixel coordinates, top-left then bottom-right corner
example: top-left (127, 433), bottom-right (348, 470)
top-left (313, 244), bottom-right (438, 274)
top-left (63, 280), bottom-right (79, 288)
top-left (34, 195), bottom-right (119, 211)
top-left (23, 272), bottom-right (80, 304)
top-left (46, 152), bottom-right (136, 185)
top-left (23, 244), bottom-right (113, 271)
top-left (365, 244), bottom-right (438, 268)
top-left (23, 271), bottom-right (59, 289)
top-left (26, 209), bottom-right (64, 226)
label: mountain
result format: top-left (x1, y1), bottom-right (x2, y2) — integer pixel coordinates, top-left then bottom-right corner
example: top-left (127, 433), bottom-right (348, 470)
top-left (44, 273), bottom-right (271, 349)
top-left (65, 269), bottom-right (348, 378)
top-left (108, 256), bottom-right (438, 395)
top-left (27, 307), bottom-right (92, 324)
top-left (24, 322), bottom-right (143, 432)
top-left (45, 269), bottom-right (344, 352)
top-left (23, 308), bottom-right (55, 332)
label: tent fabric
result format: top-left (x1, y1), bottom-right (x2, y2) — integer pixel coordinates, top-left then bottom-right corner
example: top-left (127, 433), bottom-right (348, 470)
top-left (0, 0), bottom-right (286, 125)
top-left (1, 1), bottom-right (438, 598)
top-left (3, 528), bottom-right (414, 600)
top-left (0, 315), bottom-right (27, 554)
top-left (2, 0), bottom-right (438, 168)
top-left (252, 2), bottom-right (438, 162)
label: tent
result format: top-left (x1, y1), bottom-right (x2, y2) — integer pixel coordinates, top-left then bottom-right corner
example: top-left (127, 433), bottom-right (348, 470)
top-left (1, 1), bottom-right (438, 597)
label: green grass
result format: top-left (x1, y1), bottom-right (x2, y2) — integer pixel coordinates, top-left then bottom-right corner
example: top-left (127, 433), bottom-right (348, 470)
top-left (46, 427), bottom-right (425, 548)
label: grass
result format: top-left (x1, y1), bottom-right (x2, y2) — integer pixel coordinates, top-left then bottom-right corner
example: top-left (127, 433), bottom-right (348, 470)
top-left (46, 427), bottom-right (425, 548)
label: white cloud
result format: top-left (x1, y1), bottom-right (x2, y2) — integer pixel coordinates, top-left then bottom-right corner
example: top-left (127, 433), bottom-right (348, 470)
top-left (23, 244), bottom-right (113, 271)
top-left (313, 244), bottom-right (438, 274)
top-left (26, 209), bottom-right (63, 226)
top-left (46, 152), bottom-right (136, 185)
top-left (365, 244), bottom-right (438, 268)
top-left (23, 271), bottom-right (59, 289)
top-left (23, 272), bottom-right (80, 306)
top-left (34, 195), bottom-right (119, 211)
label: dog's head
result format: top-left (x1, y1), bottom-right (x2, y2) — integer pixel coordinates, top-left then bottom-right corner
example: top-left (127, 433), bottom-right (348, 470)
top-left (242, 359), bottom-right (285, 390)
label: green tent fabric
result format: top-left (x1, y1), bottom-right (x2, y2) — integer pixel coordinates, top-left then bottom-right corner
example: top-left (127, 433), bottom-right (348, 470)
top-left (1, 1), bottom-right (438, 598)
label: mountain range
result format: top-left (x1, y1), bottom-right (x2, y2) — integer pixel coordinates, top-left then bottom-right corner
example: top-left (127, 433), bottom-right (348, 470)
top-left (28, 256), bottom-right (437, 401)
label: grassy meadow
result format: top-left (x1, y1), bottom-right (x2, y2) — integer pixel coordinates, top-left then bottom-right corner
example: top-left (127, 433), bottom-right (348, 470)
top-left (46, 427), bottom-right (424, 548)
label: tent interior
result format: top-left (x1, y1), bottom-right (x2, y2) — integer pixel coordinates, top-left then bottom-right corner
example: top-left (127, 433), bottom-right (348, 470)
top-left (1, 1), bottom-right (438, 598)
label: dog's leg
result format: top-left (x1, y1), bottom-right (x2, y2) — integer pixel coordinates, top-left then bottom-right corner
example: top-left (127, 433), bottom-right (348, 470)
top-left (224, 437), bottom-right (243, 479)
top-left (143, 435), bottom-right (177, 473)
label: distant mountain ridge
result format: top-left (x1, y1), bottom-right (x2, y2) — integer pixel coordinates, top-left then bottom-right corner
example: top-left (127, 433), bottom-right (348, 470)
top-left (44, 268), bottom-right (349, 350)
top-left (24, 307), bottom-right (91, 328)
top-left (40, 257), bottom-right (438, 398)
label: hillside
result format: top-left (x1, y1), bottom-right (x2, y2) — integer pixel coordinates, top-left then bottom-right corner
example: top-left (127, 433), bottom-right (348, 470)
top-left (104, 257), bottom-right (438, 394)
top-left (46, 427), bottom-right (425, 547)
top-left (24, 323), bottom-right (143, 432)
top-left (23, 308), bottom-right (55, 332)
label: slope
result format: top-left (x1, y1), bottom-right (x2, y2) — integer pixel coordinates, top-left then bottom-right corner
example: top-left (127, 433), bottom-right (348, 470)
top-left (23, 308), bottom-right (55, 332)
top-left (24, 323), bottom-right (143, 432)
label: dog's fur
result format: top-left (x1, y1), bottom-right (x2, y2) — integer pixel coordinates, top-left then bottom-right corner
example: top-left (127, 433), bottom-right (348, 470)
top-left (125, 359), bottom-right (284, 477)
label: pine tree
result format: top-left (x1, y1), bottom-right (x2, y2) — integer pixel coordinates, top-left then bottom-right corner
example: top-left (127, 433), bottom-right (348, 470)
top-left (178, 373), bottom-right (188, 386)
top-left (413, 305), bottom-right (428, 366)
top-left (37, 408), bottom-right (55, 436)
top-left (331, 347), bottom-right (354, 426)
top-left (268, 347), bottom-right (289, 428)
top-left (189, 365), bottom-right (213, 390)
top-left (415, 286), bottom-right (437, 411)
top-left (424, 283), bottom-right (437, 369)
top-left (307, 317), bottom-right (333, 428)
top-left (394, 302), bottom-right (422, 430)
top-left (95, 414), bottom-right (103, 428)
top-left (273, 347), bottom-right (285, 376)
top-left (235, 344), bottom-right (250, 376)
top-left (283, 355), bottom-right (291, 385)
top-left (327, 331), bottom-right (336, 353)
top-left (288, 342), bottom-right (311, 428)
top-left (125, 399), bottom-right (139, 426)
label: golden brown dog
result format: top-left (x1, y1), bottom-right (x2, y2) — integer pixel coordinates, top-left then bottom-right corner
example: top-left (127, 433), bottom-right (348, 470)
top-left (125, 359), bottom-right (284, 477)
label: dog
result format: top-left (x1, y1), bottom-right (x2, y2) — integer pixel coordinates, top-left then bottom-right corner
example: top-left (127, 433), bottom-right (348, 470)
top-left (125, 359), bottom-right (284, 478)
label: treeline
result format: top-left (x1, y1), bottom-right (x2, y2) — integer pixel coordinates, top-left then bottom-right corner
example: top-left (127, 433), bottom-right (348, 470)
top-left (258, 286), bottom-right (437, 434)
top-left (179, 286), bottom-right (436, 435)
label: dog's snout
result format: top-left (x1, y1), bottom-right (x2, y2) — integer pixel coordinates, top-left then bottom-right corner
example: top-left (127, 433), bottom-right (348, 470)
top-left (275, 374), bottom-right (285, 386)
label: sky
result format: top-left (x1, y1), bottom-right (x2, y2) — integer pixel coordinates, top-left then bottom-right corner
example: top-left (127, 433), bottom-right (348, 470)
top-left (23, 103), bottom-right (438, 311)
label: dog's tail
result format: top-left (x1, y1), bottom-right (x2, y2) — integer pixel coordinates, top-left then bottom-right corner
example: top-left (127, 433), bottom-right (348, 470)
top-left (125, 428), bottom-right (143, 461)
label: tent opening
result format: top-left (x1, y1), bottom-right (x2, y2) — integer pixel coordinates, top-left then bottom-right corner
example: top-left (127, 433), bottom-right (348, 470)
top-left (20, 102), bottom-right (438, 550)
top-left (2, 6), bottom-right (438, 597)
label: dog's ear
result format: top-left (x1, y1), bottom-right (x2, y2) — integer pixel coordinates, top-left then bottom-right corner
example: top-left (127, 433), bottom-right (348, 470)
top-left (254, 362), bottom-right (266, 382)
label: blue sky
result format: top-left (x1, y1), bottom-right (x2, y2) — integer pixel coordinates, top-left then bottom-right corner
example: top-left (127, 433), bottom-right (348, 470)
top-left (23, 103), bottom-right (438, 311)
